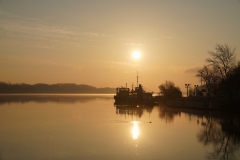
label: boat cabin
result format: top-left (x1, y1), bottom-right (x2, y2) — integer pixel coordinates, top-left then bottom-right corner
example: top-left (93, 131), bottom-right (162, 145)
top-left (116, 87), bottom-right (130, 96)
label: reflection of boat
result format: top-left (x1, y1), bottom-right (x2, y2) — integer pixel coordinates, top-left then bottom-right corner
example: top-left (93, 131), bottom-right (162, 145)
top-left (114, 104), bottom-right (154, 118)
top-left (114, 74), bottom-right (154, 104)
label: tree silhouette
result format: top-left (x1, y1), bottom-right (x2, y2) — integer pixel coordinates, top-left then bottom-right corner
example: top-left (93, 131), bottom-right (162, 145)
top-left (158, 80), bottom-right (182, 100)
top-left (196, 65), bottom-right (220, 97)
top-left (207, 44), bottom-right (237, 79)
top-left (196, 44), bottom-right (239, 101)
top-left (0, 82), bottom-right (115, 93)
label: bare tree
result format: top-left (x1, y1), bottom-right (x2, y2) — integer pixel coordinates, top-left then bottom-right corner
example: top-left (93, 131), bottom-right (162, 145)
top-left (206, 44), bottom-right (237, 79)
top-left (196, 65), bottom-right (220, 97)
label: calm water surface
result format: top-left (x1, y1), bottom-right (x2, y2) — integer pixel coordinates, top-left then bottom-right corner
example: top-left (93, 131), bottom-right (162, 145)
top-left (0, 94), bottom-right (239, 160)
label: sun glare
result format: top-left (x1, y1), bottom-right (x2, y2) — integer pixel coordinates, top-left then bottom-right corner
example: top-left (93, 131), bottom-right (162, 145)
top-left (131, 121), bottom-right (140, 139)
top-left (132, 51), bottom-right (141, 60)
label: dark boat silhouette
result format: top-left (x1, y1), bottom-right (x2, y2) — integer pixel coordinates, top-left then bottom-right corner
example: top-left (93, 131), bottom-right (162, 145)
top-left (114, 73), bottom-right (154, 104)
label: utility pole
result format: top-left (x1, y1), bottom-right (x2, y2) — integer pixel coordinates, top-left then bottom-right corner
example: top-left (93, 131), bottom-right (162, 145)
top-left (194, 85), bottom-right (198, 97)
top-left (185, 84), bottom-right (190, 97)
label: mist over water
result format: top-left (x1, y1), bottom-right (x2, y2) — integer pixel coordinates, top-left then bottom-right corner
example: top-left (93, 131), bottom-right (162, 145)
top-left (0, 94), bottom-right (239, 160)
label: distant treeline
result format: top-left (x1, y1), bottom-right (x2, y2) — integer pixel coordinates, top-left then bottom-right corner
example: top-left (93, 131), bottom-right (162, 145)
top-left (0, 82), bottom-right (116, 94)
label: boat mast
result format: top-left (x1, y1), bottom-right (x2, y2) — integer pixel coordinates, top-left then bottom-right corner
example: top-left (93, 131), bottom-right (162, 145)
top-left (137, 71), bottom-right (138, 87)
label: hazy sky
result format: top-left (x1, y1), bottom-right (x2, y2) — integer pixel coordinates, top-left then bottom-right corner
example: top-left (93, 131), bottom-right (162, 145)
top-left (0, 0), bottom-right (240, 92)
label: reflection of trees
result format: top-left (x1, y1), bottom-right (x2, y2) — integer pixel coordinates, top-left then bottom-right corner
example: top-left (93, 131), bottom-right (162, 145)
top-left (197, 114), bottom-right (240, 160)
top-left (157, 104), bottom-right (180, 123)
top-left (156, 105), bottom-right (240, 159)
top-left (0, 94), bottom-right (113, 104)
top-left (114, 104), bottom-right (154, 118)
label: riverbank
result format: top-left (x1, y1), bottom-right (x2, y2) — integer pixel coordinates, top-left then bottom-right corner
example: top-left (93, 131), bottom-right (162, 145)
top-left (153, 96), bottom-right (240, 111)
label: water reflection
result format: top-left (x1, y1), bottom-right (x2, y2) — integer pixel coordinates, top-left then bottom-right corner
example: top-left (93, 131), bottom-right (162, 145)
top-left (114, 104), bottom-right (154, 118)
top-left (156, 104), bottom-right (240, 159)
top-left (131, 121), bottom-right (140, 140)
top-left (114, 104), bottom-right (154, 141)
top-left (0, 94), bottom-right (113, 104)
top-left (1, 94), bottom-right (239, 159)
top-left (158, 104), bottom-right (181, 123)
top-left (196, 113), bottom-right (240, 160)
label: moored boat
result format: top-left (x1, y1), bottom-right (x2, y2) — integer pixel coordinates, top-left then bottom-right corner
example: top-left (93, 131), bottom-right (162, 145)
top-left (114, 79), bottom-right (154, 104)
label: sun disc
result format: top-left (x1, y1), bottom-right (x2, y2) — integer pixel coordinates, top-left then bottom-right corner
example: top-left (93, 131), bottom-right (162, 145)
top-left (132, 51), bottom-right (141, 59)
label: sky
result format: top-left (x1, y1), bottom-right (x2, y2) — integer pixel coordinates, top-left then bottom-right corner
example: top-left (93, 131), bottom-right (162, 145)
top-left (0, 0), bottom-right (240, 93)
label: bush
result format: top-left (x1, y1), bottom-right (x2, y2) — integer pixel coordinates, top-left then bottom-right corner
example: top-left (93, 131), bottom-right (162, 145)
top-left (158, 80), bottom-right (182, 100)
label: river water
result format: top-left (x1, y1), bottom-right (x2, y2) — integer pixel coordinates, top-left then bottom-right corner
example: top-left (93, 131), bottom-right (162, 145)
top-left (0, 94), bottom-right (239, 160)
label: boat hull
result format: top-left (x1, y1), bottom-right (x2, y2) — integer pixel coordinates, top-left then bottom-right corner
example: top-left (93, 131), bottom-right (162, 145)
top-left (114, 95), bottom-right (154, 105)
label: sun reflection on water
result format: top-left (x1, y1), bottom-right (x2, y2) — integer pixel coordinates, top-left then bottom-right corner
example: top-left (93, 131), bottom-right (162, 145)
top-left (131, 121), bottom-right (140, 140)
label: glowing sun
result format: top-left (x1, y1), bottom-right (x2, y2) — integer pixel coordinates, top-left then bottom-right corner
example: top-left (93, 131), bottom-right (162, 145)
top-left (132, 51), bottom-right (141, 60)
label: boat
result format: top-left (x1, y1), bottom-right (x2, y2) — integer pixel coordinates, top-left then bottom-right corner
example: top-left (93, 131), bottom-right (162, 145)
top-left (114, 74), bottom-right (154, 104)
